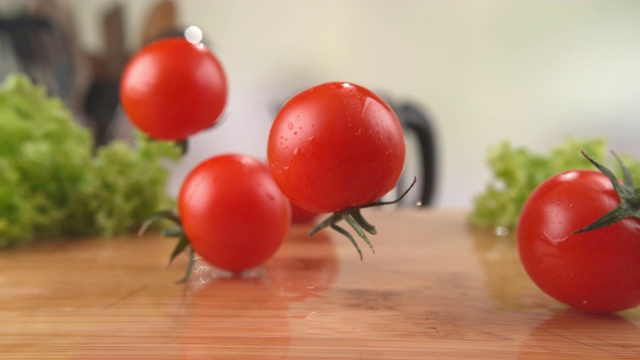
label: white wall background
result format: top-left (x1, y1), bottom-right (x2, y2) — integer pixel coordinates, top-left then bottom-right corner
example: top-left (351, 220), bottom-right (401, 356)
top-left (69, 0), bottom-right (640, 208)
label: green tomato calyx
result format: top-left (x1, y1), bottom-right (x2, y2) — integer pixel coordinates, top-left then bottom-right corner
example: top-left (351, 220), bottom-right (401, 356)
top-left (310, 177), bottom-right (417, 259)
top-left (574, 151), bottom-right (640, 234)
top-left (139, 210), bottom-right (195, 283)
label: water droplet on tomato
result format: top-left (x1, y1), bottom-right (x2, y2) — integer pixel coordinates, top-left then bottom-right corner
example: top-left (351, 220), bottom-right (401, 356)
top-left (287, 122), bottom-right (294, 130)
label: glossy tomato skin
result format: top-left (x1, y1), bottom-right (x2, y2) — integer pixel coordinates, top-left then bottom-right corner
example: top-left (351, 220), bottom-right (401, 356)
top-left (517, 170), bottom-right (640, 313)
top-left (290, 202), bottom-right (321, 224)
top-left (120, 37), bottom-right (227, 140)
top-left (267, 82), bottom-right (406, 213)
top-left (178, 154), bottom-right (291, 272)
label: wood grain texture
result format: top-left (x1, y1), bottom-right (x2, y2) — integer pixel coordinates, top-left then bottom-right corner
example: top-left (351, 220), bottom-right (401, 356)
top-left (1, 209), bottom-right (639, 359)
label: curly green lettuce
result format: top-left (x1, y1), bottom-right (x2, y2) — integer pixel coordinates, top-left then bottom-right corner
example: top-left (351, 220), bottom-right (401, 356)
top-left (469, 137), bottom-right (640, 231)
top-left (0, 74), bottom-right (180, 247)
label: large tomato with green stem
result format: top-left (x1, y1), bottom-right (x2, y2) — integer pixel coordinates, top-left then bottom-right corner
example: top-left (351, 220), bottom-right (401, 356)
top-left (517, 151), bottom-right (640, 313)
top-left (141, 154), bottom-right (291, 280)
top-left (267, 81), bottom-right (409, 258)
top-left (119, 37), bottom-right (227, 141)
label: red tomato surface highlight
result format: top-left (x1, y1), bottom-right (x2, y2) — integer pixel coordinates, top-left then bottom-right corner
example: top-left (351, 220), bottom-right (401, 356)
top-left (178, 154), bottom-right (291, 272)
top-left (517, 169), bottom-right (640, 313)
top-left (120, 37), bottom-right (227, 140)
top-left (267, 82), bottom-right (406, 214)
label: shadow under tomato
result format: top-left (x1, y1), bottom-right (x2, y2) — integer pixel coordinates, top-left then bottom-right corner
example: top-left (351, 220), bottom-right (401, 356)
top-left (179, 276), bottom-right (291, 359)
top-left (517, 308), bottom-right (640, 359)
top-left (264, 229), bottom-right (339, 302)
top-left (178, 229), bottom-right (338, 358)
top-left (470, 226), bottom-right (556, 310)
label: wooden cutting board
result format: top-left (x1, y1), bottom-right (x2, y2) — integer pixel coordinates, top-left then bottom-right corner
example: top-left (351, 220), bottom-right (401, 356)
top-left (1, 209), bottom-right (638, 359)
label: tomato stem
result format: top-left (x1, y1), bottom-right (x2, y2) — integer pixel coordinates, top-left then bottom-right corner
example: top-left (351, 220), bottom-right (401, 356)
top-left (310, 177), bottom-right (417, 259)
top-left (180, 246), bottom-right (196, 283)
top-left (351, 209), bottom-right (377, 234)
top-left (344, 212), bottom-right (375, 254)
top-left (574, 151), bottom-right (640, 234)
top-left (138, 210), bottom-right (182, 236)
top-left (329, 220), bottom-right (363, 260)
top-left (361, 177), bottom-right (418, 209)
top-left (167, 235), bottom-right (190, 267)
top-left (176, 139), bottom-right (189, 155)
top-left (138, 210), bottom-right (195, 282)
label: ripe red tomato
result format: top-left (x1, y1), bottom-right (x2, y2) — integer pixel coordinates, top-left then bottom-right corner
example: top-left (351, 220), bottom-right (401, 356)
top-left (120, 37), bottom-right (227, 140)
top-left (267, 82), bottom-right (406, 214)
top-left (517, 169), bottom-right (640, 313)
top-left (178, 154), bottom-right (291, 272)
top-left (290, 202), bottom-right (321, 224)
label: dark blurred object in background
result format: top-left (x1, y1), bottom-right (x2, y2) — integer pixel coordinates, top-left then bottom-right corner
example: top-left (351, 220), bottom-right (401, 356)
top-left (0, 0), bottom-right (181, 147)
top-left (142, 0), bottom-right (177, 45)
top-left (82, 3), bottom-right (128, 146)
top-left (385, 97), bottom-right (437, 208)
top-left (400, 101), bottom-right (437, 207)
top-left (0, 0), bottom-right (83, 114)
top-left (0, 0), bottom-right (123, 146)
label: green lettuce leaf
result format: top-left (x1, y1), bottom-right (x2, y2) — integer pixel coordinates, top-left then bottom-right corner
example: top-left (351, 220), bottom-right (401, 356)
top-left (0, 74), bottom-right (180, 246)
top-left (469, 137), bottom-right (640, 231)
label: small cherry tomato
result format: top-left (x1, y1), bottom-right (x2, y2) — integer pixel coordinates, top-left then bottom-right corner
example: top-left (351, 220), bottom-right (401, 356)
top-left (120, 37), bottom-right (227, 140)
top-left (267, 81), bottom-right (406, 256)
top-left (517, 166), bottom-right (640, 313)
top-left (178, 154), bottom-right (291, 272)
top-left (267, 81), bottom-right (406, 213)
top-left (290, 202), bottom-right (321, 224)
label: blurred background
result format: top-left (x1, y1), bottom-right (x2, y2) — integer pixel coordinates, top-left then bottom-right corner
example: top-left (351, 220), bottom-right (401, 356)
top-left (2, 0), bottom-right (640, 209)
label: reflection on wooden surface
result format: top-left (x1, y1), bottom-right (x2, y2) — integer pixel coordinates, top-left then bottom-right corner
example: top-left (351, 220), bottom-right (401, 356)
top-left (517, 309), bottom-right (640, 359)
top-left (0, 209), bottom-right (638, 359)
top-left (471, 226), bottom-right (550, 309)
